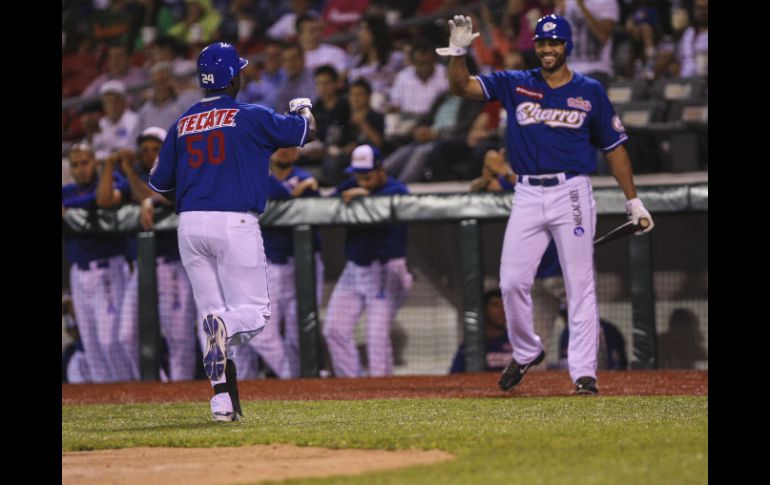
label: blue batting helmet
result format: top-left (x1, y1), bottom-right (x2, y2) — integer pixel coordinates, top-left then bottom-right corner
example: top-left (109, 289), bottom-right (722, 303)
top-left (533, 14), bottom-right (573, 56)
top-left (197, 42), bottom-right (249, 90)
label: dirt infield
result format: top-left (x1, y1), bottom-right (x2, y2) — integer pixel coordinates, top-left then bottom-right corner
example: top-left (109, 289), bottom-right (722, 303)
top-left (62, 370), bottom-right (707, 405)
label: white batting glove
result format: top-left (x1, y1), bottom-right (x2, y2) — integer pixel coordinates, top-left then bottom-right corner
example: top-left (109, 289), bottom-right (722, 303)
top-left (289, 97), bottom-right (312, 113)
top-left (436, 15), bottom-right (480, 56)
top-left (625, 198), bottom-right (655, 234)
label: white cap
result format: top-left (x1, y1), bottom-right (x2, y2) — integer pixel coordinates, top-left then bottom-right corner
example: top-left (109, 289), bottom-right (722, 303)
top-left (99, 80), bottom-right (127, 96)
top-left (345, 144), bottom-right (383, 173)
top-left (137, 126), bottom-right (167, 144)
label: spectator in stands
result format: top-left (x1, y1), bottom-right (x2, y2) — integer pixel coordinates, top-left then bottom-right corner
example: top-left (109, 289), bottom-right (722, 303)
top-left (657, 308), bottom-right (707, 369)
top-left (273, 42), bottom-right (318, 116)
top-left (558, 306), bottom-right (629, 370)
top-left (677, 0), bottom-right (707, 78)
top-left (558, 0), bottom-right (620, 88)
top-left (81, 43), bottom-right (149, 101)
top-left (137, 62), bottom-right (187, 132)
top-left (62, 142), bottom-right (133, 382)
top-left (624, 0), bottom-right (663, 81)
top-left (297, 13), bottom-right (351, 77)
top-left (383, 89), bottom-right (484, 183)
top-left (266, 0), bottom-right (318, 41)
top-left (218, 0), bottom-right (280, 45)
top-left (305, 65), bottom-right (351, 180)
top-left (90, 0), bottom-right (137, 47)
top-left (168, 0), bottom-right (223, 46)
top-left (320, 0), bottom-right (370, 37)
top-left (91, 81), bottom-right (141, 161)
top-left (651, 5), bottom-right (690, 79)
top-left (347, 14), bottom-right (406, 112)
top-left (449, 289), bottom-right (512, 373)
top-left (238, 38), bottom-right (286, 109)
top-left (387, 39), bottom-right (449, 140)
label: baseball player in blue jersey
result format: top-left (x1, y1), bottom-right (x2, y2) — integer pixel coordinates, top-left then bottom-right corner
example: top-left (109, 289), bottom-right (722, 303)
top-left (62, 143), bottom-right (133, 382)
top-left (149, 42), bottom-right (316, 421)
top-left (232, 146), bottom-right (324, 379)
top-left (439, 14), bottom-right (654, 395)
top-left (111, 127), bottom-right (199, 382)
top-left (323, 144), bottom-right (413, 378)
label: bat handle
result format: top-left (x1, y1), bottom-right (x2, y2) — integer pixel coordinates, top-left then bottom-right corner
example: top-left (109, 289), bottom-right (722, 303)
top-left (639, 217), bottom-right (650, 228)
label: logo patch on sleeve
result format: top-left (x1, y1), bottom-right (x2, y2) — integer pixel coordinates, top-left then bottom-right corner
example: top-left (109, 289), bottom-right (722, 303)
top-left (515, 86), bottom-right (544, 100)
top-left (612, 115), bottom-right (626, 133)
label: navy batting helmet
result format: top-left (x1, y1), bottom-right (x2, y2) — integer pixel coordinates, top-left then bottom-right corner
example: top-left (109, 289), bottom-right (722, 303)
top-left (533, 14), bottom-right (573, 56)
top-left (197, 42), bottom-right (249, 90)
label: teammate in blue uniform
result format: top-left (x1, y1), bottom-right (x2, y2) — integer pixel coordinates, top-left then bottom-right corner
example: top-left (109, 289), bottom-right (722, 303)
top-left (149, 42), bottom-right (316, 420)
top-left (439, 14), bottom-right (654, 395)
top-left (62, 142), bottom-right (134, 382)
top-left (322, 144), bottom-right (413, 377)
top-left (232, 146), bottom-right (324, 379)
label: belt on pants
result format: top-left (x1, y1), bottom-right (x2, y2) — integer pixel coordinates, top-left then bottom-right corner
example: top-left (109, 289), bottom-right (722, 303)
top-left (521, 172), bottom-right (580, 187)
top-left (76, 258), bottom-right (111, 271)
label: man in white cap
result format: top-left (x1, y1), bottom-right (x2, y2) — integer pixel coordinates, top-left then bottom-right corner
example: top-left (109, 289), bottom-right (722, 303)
top-left (92, 80), bottom-right (140, 161)
top-left (322, 144), bottom-right (413, 378)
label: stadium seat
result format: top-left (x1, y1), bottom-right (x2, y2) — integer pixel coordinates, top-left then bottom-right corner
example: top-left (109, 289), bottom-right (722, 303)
top-left (650, 77), bottom-right (707, 103)
top-left (614, 100), bottom-right (667, 128)
top-left (607, 79), bottom-right (649, 104)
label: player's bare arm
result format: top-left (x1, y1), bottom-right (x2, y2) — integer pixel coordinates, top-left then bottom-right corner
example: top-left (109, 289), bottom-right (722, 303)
top-left (291, 177), bottom-right (318, 197)
top-left (95, 153), bottom-right (123, 208)
top-left (342, 187), bottom-right (370, 204)
top-left (437, 15), bottom-right (485, 101)
top-left (605, 144), bottom-right (654, 232)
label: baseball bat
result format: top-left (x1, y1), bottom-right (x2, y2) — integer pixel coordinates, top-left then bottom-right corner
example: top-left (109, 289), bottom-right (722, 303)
top-left (594, 218), bottom-right (650, 247)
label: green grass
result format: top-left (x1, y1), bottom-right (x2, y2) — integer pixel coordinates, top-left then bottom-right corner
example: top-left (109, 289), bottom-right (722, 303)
top-left (63, 397), bottom-right (707, 484)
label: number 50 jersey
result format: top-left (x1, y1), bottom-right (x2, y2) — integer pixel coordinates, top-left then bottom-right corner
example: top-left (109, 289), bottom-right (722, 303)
top-left (150, 94), bottom-right (309, 214)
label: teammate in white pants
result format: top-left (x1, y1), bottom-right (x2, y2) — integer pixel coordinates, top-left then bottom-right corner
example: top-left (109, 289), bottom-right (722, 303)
top-left (439, 14), bottom-right (654, 394)
top-left (323, 144), bottom-right (413, 378)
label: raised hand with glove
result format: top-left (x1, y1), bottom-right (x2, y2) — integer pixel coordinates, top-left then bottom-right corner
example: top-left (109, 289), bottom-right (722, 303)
top-left (625, 198), bottom-right (655, 234)
top-left (289, 97), bottom-right (313, 114)
top-left (436, 15), bottom-right (480, 57)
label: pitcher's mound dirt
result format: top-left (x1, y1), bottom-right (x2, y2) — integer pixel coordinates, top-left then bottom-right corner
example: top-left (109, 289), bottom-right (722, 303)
top-left (62, 444), bottom-right (455, 485)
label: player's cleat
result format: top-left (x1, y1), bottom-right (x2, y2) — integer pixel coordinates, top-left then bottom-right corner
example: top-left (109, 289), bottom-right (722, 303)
top-left (225, 359), bottom-right (243, 418)
top-left (203, 314), bottom-right (228, 382)
top-left (210, 392), bottom-right (239, 422)
top-left (498, 350), bottom-right (545, 391)
top-left (575, 376), bottom-right (599, 395)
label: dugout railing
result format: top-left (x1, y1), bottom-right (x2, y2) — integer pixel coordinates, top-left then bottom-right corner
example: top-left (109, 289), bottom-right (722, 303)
top-left (62, 183), bottom-right (708, 380)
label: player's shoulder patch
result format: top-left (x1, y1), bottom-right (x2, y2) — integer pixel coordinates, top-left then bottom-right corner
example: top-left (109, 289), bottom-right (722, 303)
top-left (612, 115), bottom-right (625, 133)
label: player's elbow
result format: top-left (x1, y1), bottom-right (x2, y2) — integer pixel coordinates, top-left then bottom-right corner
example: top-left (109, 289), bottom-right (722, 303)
top-left (305, 125), bottom-right (317, 143)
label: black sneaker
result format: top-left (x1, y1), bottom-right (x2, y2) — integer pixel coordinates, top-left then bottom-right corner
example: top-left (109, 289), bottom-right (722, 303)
top-left (575, 376), bottom-right (599, 395)
top-left (498, 350), bottom-right (545, 391)
top-left (225, 359), bottom-right (243, 418)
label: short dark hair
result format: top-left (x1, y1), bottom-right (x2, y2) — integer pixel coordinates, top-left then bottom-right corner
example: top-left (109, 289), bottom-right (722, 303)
top-left (349, 78), bottom-right (372, 95)
top-left (484, 289), bottom-right (503, 305)
top-left (410, 38), bottom-right (435, 58)
top-left (296, 12), bottom-right (321, 33)
top-left (282, 41), bottom-right (303, 55)
top-left (313, 64), bottom-right (338, 81)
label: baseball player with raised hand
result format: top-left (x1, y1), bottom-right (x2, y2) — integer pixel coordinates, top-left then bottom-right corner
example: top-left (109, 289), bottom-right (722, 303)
top-left (149, 42), bottom-right (316, 421)
top-left (232, 146), bottom-right (325, 379)
top-left (62, 143), bottom-right (133, 383)
top-left (438, 14), bottom-right (653, 395)
top-left (323, 144), bottom-right (413, 378)
top-left (115, 127), bottom-right (198, 382)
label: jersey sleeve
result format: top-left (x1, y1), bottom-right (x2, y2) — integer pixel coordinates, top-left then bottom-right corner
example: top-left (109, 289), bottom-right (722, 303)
top-left (378, 180), bottom-right (410, 196)
top-left (474, 71), bottom-right (511, 103)
top-left (590, 84), bottom-right (629, 152)
top-left (148, 128), bottom-right (178, 193)
top-left (252, 105), bottom-right (309, 148)
top-left (112, 172), bottom-right (131, 199)
top-left (267, 176), bottom-right (292, 199)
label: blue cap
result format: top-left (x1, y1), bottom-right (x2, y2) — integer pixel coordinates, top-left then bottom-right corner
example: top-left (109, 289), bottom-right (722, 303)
top-left (197, 42), bottom-right (249, 89)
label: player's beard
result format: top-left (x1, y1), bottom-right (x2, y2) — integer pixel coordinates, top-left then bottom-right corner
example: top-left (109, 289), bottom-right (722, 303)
top-left (539, 52), bottom-right (566, 73)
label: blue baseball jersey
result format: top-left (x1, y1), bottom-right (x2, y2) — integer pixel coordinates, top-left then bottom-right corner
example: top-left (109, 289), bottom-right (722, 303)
top-left (450, 334), bottom-right (513, 373)
top-left (334, 177), bottom-right (409, 266)
top-left (62, 173), bottom-right (131, 265)
top-left (475, 69), bottom-right (627, 175)
top-left (149, 94), bottom-right (309, 213)
top-left (263, 167), bottom-right (322, 263)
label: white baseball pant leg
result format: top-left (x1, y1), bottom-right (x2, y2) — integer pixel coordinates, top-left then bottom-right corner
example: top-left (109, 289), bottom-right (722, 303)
top-left (323, 262), bottom-right (366, 377)
top-left (547, 176), bottom-right (599, 382)
top-left (115, 264), bottom-right (140, 381)
top-left (178, 211), bottom-right (270, 363)
top-left (156, 259), bottom-right (198, 381)
top-left (69, 255), bottom-right (128, 383)
top-left (499, 185), bottom-right (553, 366)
